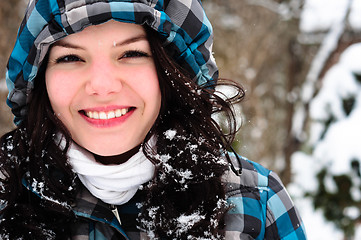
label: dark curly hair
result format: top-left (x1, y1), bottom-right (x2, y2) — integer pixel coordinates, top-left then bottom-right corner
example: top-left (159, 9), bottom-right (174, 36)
top-left (0, 26), bottom-right (244, 239)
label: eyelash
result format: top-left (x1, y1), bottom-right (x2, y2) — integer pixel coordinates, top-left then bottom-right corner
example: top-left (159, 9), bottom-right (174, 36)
top-left (121, 50), bottom-right (150, 59)
top-left (55, 54), bottom-right (82, 63)
top-left (54, 50), bottom-right (150, 64)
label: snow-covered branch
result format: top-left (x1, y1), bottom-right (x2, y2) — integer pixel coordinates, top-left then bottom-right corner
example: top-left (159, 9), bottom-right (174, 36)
top-left (292, 0), bottom-right (353, 138)
top-left (301, 1), bottom-right (352, 103)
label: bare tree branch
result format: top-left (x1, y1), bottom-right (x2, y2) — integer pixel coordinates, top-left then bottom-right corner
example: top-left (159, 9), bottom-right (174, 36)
top-left (246, 0), bottom-right (281, 14)
top-left (246, 0), bottom-right (303, 20)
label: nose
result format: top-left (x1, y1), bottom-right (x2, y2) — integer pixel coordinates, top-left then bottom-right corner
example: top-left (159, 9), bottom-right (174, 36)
top-left (85, 59), bottom-right (122, 96)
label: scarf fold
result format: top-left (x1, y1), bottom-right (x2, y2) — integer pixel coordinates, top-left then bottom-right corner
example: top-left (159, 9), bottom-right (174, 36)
top-left (67, 143), bottom-right (155, 205)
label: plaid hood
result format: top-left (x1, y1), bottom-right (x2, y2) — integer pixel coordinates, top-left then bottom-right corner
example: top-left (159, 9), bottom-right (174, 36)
top-left (6, 0), bottom-right (218, 124)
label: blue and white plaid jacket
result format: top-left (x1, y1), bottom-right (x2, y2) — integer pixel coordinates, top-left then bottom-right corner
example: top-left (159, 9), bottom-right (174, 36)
top-left (19, 154), bottom-right (306, 239)
top-left (15, 154), bottom-right (305, 239)
top-left (222, 155), bottom-right (306, 239)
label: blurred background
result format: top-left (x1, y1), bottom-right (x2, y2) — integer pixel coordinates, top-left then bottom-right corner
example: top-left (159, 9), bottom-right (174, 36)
top-left (1, 0), bottom-right (361, 239)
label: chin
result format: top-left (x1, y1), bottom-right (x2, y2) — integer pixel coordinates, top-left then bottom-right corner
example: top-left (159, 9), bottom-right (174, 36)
top-left (89, 146), bottom-right (134, 156)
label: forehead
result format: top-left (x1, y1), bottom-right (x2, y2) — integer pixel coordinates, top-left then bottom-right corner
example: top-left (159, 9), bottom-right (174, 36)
top-left (57, 20), bottom-right (146, 44)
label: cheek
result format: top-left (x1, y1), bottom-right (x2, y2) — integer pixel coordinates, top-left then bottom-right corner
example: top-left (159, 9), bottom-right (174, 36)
top-left (138, 69), bottom-right (161, 110)
top-left (45, 71), bottom-right (77, 112)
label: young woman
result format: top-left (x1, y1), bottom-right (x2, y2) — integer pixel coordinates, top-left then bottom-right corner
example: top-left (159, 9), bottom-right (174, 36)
top-left (0, 0), bottom-right (306, 239)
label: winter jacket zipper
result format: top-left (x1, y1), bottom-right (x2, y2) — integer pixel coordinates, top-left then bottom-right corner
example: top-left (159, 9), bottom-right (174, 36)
top-left (110, 204), bottom-right (122, 225)
top-left (73, 210), bottom-right (130, 240)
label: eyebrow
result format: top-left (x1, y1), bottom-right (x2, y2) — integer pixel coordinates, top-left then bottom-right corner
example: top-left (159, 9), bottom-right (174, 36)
top-left (53, 34), bottom-right (148, 49)
top-left (114, 34), bottom-right (148, 47)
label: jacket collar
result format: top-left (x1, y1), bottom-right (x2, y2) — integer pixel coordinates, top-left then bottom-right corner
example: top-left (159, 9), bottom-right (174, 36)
top-left (22, 177), bottom-right (131, 238)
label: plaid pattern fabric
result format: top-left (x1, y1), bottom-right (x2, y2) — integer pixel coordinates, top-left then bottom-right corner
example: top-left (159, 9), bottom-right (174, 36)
top-left (223, 155), bottom-right (306, 239)
top-left (6, 0), bottom-right (218, 124)
top-left (27, 155), bottom-right (304, 240)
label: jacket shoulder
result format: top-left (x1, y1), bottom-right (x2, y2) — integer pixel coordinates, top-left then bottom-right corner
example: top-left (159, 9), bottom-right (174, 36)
top-left (223, 153), bottom-right (307, 240)
top-left (223, 153), bottom-right (272, 191)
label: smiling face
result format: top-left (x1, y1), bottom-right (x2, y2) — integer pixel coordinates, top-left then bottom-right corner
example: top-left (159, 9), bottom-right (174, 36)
top-left (46, 20), bottom-right (161, 156)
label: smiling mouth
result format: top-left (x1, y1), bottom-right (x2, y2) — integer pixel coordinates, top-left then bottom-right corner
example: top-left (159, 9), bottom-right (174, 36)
top-left (80, 107), bottom-right (135, 120)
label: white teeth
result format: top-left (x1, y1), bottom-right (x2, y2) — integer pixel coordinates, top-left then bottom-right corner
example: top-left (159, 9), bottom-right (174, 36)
top-left (107, 111), bottom-right (115, 119)
top-left (99, 112), bottom-right (107, 120)
top-left (115, 109), bottom-right (122, 117)
top-left (85, 108), bottom-right (130, 120)
top-left (93, 112), bottom-right (99, 119)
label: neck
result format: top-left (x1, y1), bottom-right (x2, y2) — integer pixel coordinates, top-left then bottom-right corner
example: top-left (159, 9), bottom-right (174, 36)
top-left (94, 145), bottom-right (141, 165)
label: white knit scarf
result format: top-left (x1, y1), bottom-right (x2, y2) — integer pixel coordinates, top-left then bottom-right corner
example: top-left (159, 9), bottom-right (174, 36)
top-left (67, 142), bottom-right (155, 205)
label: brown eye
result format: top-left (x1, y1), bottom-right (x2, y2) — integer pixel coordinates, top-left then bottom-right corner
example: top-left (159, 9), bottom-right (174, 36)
top-left (56, 55), bottom-right (83, 63)
top-left (121, 50), bottom-right (149, 59)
